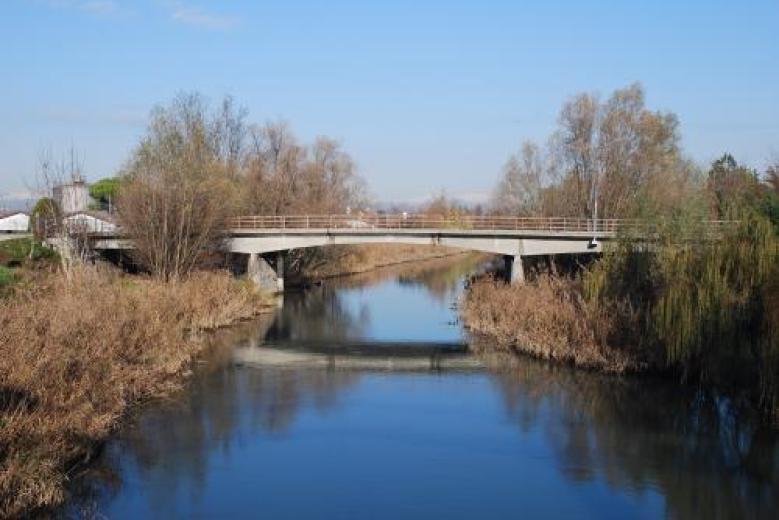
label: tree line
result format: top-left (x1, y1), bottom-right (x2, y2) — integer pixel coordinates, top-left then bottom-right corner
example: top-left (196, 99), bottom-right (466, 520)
top-left (109, 93), bottom-right (365, 281)
top-left (487, 82), bottom-right (779, 416)
top-left (491, 82), bottom-right (779, 227)
top-left (41, 85), bottom-right (778, 281)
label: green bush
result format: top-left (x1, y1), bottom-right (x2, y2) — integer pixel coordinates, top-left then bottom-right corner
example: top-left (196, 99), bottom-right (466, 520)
top-left (0, 238), bottom-right (59, 267)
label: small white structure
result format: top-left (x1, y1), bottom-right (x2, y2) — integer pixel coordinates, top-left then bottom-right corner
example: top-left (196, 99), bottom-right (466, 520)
top-left (63, 212), bottom-right (117, 234)
top-left (54, 180), bottom-right (90, 214)
top-left (0, 212), bottom-right (30, 233)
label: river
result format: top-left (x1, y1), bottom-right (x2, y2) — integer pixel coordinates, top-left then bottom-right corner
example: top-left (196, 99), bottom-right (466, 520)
top-left (66, 254), bottom-right (778, 519)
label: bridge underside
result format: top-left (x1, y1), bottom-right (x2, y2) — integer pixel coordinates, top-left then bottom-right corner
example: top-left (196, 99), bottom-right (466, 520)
top-left (226, 229), bottom-right (606, 257)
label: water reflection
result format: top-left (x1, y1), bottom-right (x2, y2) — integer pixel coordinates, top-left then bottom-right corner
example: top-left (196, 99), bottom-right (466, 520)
top-left (64, 254), bottom-right (778, 519)
top-left (265, 253), bottom-right (486, 345)
top-left (477, 349), bottom-right (779, 519)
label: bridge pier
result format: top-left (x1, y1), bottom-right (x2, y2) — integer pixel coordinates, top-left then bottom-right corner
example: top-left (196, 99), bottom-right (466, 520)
top-left (274, 251), bottom-right (285, 292)
top-left (504, 255), bottom-right (525, 284)
top-left (247, 252), bottom-right (284, 293)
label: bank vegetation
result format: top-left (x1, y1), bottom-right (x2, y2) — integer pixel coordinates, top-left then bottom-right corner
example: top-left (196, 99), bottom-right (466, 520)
top-left (0, 264), bottom-right (271, 517)
top-left (0, 91), bottom-right (434, 517)
top-left (465, 83), bottom-right (779, 418)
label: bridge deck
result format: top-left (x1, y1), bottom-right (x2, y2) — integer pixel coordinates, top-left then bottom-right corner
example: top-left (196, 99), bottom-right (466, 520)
top-left (72, 214), bottom-right (730, 257)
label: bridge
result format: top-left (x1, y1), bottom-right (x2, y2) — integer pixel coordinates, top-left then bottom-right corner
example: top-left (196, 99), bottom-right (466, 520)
top-left (226, 215), bottom-right (632, 287)
top-left (43, 213), bottom-right (730, 290)
top-left (87, 214), bottom-right (663, 290)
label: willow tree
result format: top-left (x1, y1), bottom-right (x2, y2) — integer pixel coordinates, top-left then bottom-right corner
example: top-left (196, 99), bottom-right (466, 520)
top-left (584, 211), bottom-right (779, 413)
top-left (117, 93), bottom-right (244, 281)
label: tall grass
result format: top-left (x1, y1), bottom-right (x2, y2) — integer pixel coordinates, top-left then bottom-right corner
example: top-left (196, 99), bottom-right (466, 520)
top-left (0, 267), bottom-right (271, 517)
top-left (462, 276), bottom-right (642, 372)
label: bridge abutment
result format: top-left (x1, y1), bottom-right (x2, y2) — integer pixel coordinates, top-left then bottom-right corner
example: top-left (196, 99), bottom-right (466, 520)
top-left (247, 252), bottom-right (284, 293)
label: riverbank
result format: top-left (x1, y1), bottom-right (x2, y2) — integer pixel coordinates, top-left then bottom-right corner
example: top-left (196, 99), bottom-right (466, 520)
top-left (0, 267), bottom-right (274, 517)
top-left (461, 216), bottom-right (779, 419)
top-left (461, 275), bottom-right (650, 373)
top-left (57, 252), bottom-right (779, 519)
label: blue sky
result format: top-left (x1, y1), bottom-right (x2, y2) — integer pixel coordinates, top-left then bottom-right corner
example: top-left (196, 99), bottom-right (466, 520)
top-left (1, 0), bottom-right (777, 205)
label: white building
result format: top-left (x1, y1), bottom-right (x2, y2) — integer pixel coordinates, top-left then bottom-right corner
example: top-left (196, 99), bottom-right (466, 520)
top-left (0, 212), bottom-right (30, 233)
top-left (63, 211), bottom-right (117, 234)
top-left (53, 180), bottom-right (90, 214)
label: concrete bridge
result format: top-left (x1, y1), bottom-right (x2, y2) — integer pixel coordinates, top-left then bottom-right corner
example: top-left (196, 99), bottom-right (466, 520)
top-left (71, 213), bottom-right (730, 291)
top-left (226, 215), bottom-right (636, 287)
top-left (88, 214), bottom-right (657, 290)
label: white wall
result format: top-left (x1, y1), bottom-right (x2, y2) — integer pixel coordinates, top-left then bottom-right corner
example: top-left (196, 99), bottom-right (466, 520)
top-left (0, 213), bottom-right (30, 232)
top-left (54, 183), bottom-right (90, 214)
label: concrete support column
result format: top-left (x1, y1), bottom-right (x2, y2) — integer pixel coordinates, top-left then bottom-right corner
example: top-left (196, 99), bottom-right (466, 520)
top-left (504, 254), bottom-right (525, 284)
top-left (275, 251), bottom-right (285, 292)
top-left (247, 252), bottom-right (260, 278)
top-left (247, 252), bottom-right (283, 293)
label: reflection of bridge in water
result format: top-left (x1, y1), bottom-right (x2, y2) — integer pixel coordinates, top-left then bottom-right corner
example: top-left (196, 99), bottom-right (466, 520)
top-left (233, 340), bottom-right (483, 372)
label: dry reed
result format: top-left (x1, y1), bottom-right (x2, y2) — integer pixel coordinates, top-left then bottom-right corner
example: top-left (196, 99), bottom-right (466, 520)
top-left (461, 276), bottom-right (641, 373)
top-left (0, 267), bottom-right (271, 517)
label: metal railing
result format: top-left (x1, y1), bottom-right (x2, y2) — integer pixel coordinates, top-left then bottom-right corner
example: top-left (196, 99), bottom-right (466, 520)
top-left (37, 214), bottom-right (734, 239)
top-left (227, 214), bottom-right (732, 235)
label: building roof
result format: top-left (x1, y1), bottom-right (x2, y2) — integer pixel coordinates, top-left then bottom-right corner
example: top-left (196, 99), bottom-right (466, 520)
top-left (0, 211), bottom-right (29, 219)
top-left (64, 210), bottom-right (117, 223)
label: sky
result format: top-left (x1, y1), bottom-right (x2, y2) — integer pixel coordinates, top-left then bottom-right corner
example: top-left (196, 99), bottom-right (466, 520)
top-left (1, 0), bottom-right (777, 207)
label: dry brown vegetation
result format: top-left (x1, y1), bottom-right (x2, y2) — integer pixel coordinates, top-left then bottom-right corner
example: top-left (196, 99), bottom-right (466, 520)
top-left (117, 95), bottom-right (241, 281)
top-left (462, 276), bottom-right (646, 373)
top-left (478, 82), bottom-right (779, 418)
top-left (0, 268), bottom-right (272, 517)
top-left (491, 82), bottom-right (697, 219)
top-left (113, 93), bottom-right (366, 281)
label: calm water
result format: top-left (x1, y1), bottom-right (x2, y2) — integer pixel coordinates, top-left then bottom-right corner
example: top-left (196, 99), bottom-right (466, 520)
top-left (68, 255), bottom-right (779, 519)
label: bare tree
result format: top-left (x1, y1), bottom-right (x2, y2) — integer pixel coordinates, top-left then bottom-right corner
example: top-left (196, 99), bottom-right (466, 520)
top-left (491, 141), bottom-right (544, 215)
top-left (241, 121), bottom-right (364, 215)
top-left (551, 91), bottom-right (600, 217)
top-left (117, 93), bottom-right (243, 281)
top-left (511, 83), bottom-right (687, 219)
top-left (33, 146), bottom-right (91, 276)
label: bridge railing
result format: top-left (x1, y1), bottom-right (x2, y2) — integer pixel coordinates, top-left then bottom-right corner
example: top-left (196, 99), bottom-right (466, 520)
top-left (45, 214), bottom-right (734, 238)
top-left (227, 215), bottom-right (658, 233)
